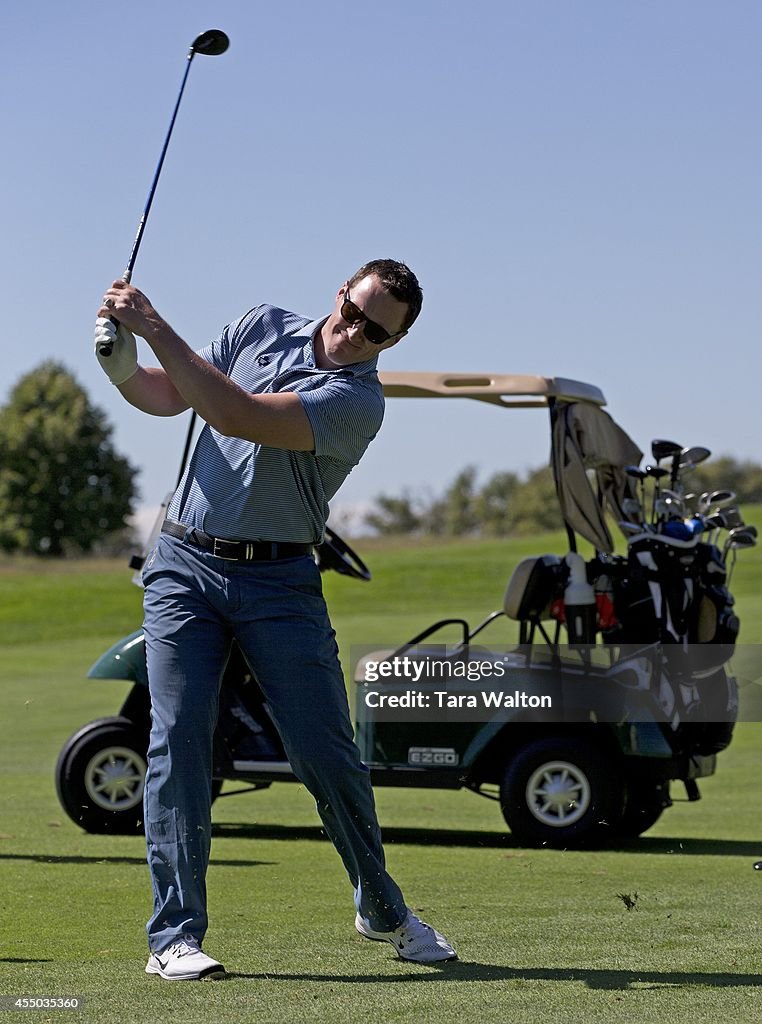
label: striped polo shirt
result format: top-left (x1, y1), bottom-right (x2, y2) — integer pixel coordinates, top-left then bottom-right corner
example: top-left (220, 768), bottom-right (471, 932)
top-left (166, 304), bottom-right (385, 543)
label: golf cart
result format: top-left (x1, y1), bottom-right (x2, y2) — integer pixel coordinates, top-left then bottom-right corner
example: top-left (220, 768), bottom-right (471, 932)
top-left (56, 372), bottom-right (746, 847)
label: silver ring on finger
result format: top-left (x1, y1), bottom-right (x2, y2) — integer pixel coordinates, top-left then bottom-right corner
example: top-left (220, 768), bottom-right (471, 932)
top-left (104, 298), bottom-right (115, 309)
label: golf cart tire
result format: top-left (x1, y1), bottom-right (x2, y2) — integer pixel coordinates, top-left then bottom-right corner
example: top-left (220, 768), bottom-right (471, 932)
top-left (614, 780), bottom-right (671, 839)
top-left (56, 717), bottom-right (149, 834)
top-left (499, 736), bottom-right (625, 848)
top-left (55, 716), bottom-right (224, 835)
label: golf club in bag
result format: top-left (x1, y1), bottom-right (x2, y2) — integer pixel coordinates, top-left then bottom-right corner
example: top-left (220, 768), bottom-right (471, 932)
top-left (98, 29), bottom-right (229, 356)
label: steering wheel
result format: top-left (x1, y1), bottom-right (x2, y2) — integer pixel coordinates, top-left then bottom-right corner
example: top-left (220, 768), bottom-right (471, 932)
top-left (314, 527), bottom-right (371, 581)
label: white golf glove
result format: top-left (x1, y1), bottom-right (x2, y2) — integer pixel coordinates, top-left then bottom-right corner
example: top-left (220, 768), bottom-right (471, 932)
top-left (94, 317), bottom-right (139, 385)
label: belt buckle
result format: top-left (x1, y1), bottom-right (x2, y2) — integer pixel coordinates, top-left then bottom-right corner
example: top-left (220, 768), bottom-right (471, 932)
top-left (212, 537), bottom-right (240, 561)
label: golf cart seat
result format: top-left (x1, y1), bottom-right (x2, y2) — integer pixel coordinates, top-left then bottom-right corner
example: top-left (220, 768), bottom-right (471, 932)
top-left (503, 555), bottom-right (564, 622)
top-left (503, 555), bottom-right (566, 649)
top-left (503, 557), bottom-right (569, 659)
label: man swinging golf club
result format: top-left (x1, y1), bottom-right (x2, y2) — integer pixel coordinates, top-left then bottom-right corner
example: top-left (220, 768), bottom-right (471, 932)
top-left (94, 259), bottom-right (457, 980)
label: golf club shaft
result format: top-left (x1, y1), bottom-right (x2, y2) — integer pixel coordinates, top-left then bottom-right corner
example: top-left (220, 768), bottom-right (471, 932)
top-left (99, 48), bottom-right (198, 356)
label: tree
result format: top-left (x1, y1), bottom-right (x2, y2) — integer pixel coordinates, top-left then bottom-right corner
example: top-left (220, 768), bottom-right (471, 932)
top-left (0, 361), bottom-right (138, 556)
top-left (507, 466), bottom-right (564, 533)
top-left (364, 490), bottom-right (423, 535)
top-left (473, 470), bottom-right (521, 536)
top-left (428, 465), bottom-right (480, 536)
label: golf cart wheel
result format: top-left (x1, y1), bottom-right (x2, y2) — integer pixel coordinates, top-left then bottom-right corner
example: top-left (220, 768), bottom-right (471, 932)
top-left (614, 781), bottom-right (671, 839)
top-left (500, 736), bottom-right (624, 848)
top-left (56, 717), bottom-right (225, 835)
top-left (56, 717), bottom-right (149, 834)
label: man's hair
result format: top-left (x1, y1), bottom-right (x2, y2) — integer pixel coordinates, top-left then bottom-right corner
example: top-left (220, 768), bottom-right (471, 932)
top-left (347, 259), bottom-right (423, 332)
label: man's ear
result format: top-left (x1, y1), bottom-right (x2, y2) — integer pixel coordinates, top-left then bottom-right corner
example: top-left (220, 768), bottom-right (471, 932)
top-left (336, 281), bottom-right (349, 303)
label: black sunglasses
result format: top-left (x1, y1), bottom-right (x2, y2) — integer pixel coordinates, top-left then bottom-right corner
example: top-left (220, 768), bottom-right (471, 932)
top-left (340, 286), bottom-right (403, 346)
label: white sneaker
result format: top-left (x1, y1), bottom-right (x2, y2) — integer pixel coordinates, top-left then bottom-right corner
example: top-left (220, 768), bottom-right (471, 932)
top-left (355, 909), bottom-right (457, 963)
top-left (145, 935), bottom-right (226, 981)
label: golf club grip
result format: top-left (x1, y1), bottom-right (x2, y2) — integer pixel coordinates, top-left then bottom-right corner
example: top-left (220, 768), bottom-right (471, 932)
top-left (97, 316), bottom-right (120, 357)
top-left (98, 270), bottom-right (133, 357)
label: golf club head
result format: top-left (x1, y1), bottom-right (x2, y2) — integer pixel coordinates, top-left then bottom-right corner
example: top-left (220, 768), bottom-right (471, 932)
top-left (730, 534), bottom-right (756, 550)
top-left (651, 439), bottom-right (682, 464)
top-left (645, 465), bottom-right (669, 480)
top-left (692, 489), bottom-right (712, 509)
top-left (618, 521), bottom-right (644, 534)
top-left (722, 507), bottom-right (745, 530)
top-left (704, 512), bottom-right (726, 532)
top-left (625, 465), bottom-right (648, 481)
top-left (679, 445), bottom-right (712, 469)
top-left (700, 489), bottom-right (736, 514)
top-left (671, 444), bottom-right (710, 489)
top-left (663, 497), bottom-right (684, 516)
top-left (191, 29), bottom-right (230, 56)
top-left (729, 526), bottom-right (757, 543)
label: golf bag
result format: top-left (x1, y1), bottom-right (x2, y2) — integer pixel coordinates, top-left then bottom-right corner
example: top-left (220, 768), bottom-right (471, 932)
top-left (606, 533), bottom-right (739, 665)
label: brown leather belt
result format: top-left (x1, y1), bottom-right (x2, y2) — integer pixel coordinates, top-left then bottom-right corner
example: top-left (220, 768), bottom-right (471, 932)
top-left (161, 520), bottom-right (313, 562)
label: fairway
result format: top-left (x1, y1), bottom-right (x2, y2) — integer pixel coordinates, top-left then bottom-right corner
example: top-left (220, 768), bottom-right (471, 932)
top-left (1, 528), bottom-right (761, 1023)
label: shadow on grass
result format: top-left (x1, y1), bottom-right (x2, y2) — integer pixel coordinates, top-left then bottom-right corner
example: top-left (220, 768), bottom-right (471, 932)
top-left (0, 958), bottom-right (52, 964)
top-left (230, 962), bottom-right (762, 989)
top-left (0, 830), bottom-right (758, 870)
top-left (609, 836), bottom-right (762, 857)
top-left (212, 822), bottom-right (512, 848)
top-left (0, 853), bottom-right (274, 867)
top-left (212, 821), bottom-right (762, 858)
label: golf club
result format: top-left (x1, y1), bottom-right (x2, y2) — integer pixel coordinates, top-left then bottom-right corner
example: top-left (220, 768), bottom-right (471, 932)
top-left (701, 511), bottom-right (722, 545)
top-left (99, 29), bottom-right (230, 356)
top-left (725, 531), bottom-right (757, 585)
top-left (677, 444), bottom-right (711, 474)
top-left (625, 465), bottom-right (648, 519)
top-left (723, 526), bottom-right (758, 558)
top-left (618, 521), bottom-right (645, 534)
top-left (648, 440), bottom-right (678, 526)
top-left (622, 497), bottom-right (643, 518)
top-left (721, 507), bottom-right (745, 531)
top-left (670, 445), bottom-right (711, 491)
top-left (645, 465), bottom-right (669, 525)
top-left (697, 489), bottom-right (736, 515)
top-left (651, 439), bottom-right (683, 466)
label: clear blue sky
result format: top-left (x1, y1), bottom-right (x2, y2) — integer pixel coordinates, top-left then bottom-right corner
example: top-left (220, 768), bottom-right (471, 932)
top-left (3, 0), bottom-right (760, 534)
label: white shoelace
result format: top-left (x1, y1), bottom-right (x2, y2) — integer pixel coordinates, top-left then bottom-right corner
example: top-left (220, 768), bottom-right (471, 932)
top-left (165, 936), bottom-right (200, 958)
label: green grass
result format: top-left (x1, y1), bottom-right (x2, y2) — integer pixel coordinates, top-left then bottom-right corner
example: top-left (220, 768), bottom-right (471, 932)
top-left (1, 528), bottom-right (761, 1023)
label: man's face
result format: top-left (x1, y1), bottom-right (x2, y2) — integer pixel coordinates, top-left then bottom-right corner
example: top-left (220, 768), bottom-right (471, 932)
top-left (317, 274), bottom-right (409, 369)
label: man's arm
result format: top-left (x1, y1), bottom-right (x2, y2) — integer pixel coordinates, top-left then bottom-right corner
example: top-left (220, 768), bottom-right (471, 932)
top-left (94, 317), bottom-right (189, 416)
top-left (117, 365), bottom-right (191, 417)
top-left (98, 280), bottom-right (315, 451)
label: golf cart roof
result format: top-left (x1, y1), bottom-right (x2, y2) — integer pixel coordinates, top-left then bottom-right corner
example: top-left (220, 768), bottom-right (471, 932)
top-left (378, 372), bottom-right (606, 408)
top-left (379, 371), bottom-right (644, 554)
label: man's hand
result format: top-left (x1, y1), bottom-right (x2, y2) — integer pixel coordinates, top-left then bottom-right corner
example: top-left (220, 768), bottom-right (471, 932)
top-left (98, 279), bottom-right (166, 341)
top-left (94, 317), bottom-right (138, 385)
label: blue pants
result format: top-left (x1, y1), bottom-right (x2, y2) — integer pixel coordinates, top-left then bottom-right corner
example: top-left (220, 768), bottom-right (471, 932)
top-left (141, 533), bottom-right (406, 952)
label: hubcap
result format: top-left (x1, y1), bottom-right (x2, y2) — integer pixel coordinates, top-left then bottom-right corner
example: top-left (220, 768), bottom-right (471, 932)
top-left (525, 759), bottom-right (591, 827)
top-left (84, 746), bottom-right (147, 812)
